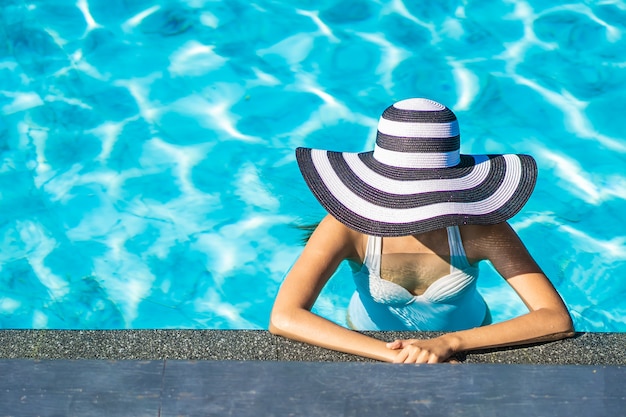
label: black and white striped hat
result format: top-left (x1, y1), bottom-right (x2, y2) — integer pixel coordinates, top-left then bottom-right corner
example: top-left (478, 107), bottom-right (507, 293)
top-left (296, 98), bottom-right (537, 237)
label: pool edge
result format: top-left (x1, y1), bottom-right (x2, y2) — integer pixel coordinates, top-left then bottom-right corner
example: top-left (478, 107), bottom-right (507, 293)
top-left (0, 330), bottom-right (624, 365)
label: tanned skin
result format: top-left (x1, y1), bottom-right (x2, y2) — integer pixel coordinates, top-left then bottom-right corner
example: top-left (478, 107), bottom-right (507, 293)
top-left (270, 215), bottom-right (574, 364)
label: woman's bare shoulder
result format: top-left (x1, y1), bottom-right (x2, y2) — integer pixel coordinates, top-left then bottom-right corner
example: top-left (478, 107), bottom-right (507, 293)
top-left (460, 222), bottom-right (543, 277)
top-left (308, 215), bottom-right (365, 262)
top-left (459, 223), bottom-right (524, 258)
top-left (460, 222), bottom-right (519, 240)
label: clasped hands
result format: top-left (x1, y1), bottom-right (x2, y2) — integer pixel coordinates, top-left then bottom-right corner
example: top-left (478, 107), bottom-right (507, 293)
top-left (386, 336), bottom-right (460, 364)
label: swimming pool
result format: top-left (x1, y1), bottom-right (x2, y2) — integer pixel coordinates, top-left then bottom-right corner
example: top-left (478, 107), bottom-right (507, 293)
top-left (1, 0), bottom-right (625, 331)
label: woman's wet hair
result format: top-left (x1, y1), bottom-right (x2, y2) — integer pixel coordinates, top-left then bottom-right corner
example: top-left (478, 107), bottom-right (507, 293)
top-left (293, 221), bottom-right (320, 245)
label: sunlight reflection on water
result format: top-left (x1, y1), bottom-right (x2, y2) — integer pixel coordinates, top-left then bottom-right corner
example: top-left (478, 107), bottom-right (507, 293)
top-left (0, 0), bottom-right (625, 331)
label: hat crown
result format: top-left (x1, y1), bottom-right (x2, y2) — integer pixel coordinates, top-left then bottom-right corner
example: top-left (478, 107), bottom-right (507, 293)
top-left (374, 98), bottom-right (460, 169)
top-left (394, 98), bottom-right (446, 111)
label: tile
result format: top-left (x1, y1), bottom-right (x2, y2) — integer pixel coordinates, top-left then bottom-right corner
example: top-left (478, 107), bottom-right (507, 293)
top-left (160, 360), bottom-right (626, 417)
top-left (0, 360), bottom-right (163, 417)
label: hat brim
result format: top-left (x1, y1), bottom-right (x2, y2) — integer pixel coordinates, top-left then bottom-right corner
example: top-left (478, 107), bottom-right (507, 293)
top-left (296, 147), bottom-right (537, 237)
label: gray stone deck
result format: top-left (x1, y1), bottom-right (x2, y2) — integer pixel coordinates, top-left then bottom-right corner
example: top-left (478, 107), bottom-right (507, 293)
top-left (1, 330), bottom-right (624, 365)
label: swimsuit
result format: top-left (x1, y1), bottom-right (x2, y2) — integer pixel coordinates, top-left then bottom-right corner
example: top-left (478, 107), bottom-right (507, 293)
top-left (347, 226), bottom-right (487, 331)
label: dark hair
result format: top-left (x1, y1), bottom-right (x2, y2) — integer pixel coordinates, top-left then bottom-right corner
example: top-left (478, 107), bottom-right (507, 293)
top-left (294, 221), bottom-right (320, 245)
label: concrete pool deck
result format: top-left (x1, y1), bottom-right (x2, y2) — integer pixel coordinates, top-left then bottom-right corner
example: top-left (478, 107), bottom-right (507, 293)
top-left (1, 330), bottom-right (625, 416)
top-left (0, 330), bottom-right (625, 364)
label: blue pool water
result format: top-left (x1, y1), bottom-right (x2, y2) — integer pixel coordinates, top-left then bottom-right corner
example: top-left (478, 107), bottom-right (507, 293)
top-left (1, 0), bottom-right (625, 331)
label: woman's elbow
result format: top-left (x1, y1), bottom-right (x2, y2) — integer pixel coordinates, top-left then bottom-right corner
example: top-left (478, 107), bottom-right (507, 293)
top-left (268, 308), bottom-right (292, 336)
top-left (268, 317), bottom-right (283, 336)
top-left (549, 308), bottom-right (575, 338)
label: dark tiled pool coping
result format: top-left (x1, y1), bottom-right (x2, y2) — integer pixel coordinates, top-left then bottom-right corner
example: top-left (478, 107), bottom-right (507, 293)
top-left (0, 330), bottom-right (624, 365)
top-left (2, 359), bottom-right (625, 416)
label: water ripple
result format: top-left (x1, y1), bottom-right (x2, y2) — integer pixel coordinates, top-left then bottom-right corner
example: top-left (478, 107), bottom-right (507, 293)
top-left (1, 0), bottom-right (625, 331)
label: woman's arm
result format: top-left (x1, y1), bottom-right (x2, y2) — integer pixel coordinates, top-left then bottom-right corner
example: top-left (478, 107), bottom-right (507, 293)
top-left (269, 215), bottom-right (399, 362)
top-left (388, 222), bottom-right (575, 363)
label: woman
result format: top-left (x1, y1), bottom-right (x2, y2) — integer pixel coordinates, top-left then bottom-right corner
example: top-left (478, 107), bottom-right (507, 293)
top-left (269, 98), bottom-right (574, 363)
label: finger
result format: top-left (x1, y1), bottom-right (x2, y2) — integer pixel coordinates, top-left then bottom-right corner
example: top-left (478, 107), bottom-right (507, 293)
top-left (404, 345), bottom-right (423, 363)
top-left (416, 349), bottom-right (432, 364)
top-left (395, 346), bottom-right (418, 364)
top-left (392, 348), bottom-right (409, 364)
top-left (404, 349), bottom-right (419, 363)
top-left (386, 340), bottom-right (402, 349)
top-left (427, 353), bottom-right (441, 364)
top-left (391, 339), bottom-right (412, 349)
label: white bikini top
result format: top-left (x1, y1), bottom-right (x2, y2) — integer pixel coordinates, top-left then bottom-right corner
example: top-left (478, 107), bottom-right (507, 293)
top-left (353, 226), bottom-right (480, 305)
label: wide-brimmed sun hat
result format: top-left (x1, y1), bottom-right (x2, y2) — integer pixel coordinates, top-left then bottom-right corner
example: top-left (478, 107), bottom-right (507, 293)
top-left (296, 98), bottom-right (538, 237)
